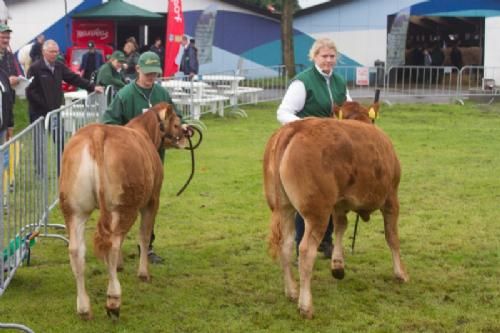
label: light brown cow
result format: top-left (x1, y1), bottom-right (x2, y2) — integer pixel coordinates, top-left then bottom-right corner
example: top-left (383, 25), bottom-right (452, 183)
top-left (59, 102), bottom-right (187, 319)
top-left (264, 101), bottom-right (409, 319)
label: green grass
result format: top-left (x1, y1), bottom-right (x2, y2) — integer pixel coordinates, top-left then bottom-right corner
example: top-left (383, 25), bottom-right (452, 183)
top-left (1, 100), bottom-right (500, 332)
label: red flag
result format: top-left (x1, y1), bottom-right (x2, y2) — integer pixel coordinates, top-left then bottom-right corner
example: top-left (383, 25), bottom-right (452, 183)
top-left (164, 0), bottom-right (184, 77)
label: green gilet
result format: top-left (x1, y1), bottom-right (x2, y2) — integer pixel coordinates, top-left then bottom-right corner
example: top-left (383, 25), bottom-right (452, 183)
top-left (293, 66), bottom-right (347, 118)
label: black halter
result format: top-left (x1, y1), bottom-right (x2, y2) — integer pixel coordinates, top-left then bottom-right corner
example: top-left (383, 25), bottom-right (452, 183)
top-left (154, 110), bottom-right (179, 145)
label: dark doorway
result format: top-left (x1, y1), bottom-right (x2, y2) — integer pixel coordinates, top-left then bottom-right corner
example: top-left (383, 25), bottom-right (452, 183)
top-left (387, 15), bottom-right (485, 66)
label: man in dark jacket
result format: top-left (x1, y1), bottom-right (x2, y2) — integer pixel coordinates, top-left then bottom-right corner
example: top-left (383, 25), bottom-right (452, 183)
top-left (179, 36), bottom-right (199, 78)
top-left (26, 39), bottom-right (103, 175)
top-left (26, 39), bottom-right (103, 122)
top-left (79, 41), bottom-right (105, 81)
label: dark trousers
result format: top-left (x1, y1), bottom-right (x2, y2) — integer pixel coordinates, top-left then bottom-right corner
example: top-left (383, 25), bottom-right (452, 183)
top-left (295, 213), bottom-right (333, 251)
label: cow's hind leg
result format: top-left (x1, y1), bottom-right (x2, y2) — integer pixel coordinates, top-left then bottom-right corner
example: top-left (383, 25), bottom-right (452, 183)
top-left (67, 211), bottom-right (92, 319)
top-left (381, 195), bottom-right (409, 282)
top-left (331, 213), bottom-right (348, 280)
top-left (104, 211), bottom-right (134, 320)
top-left (297, 214), bottom-right (327, 319)
top-left (276, 208), bottom-right (298, 301)
top-left (138, 200), bottom-right (158, 282)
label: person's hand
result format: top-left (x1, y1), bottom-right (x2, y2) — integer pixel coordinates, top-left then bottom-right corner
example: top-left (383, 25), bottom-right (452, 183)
top-left (9, 76), bottom-right (19, 87)
top-left (6, 127), bottom-right (14, 140)
top-left (181, 124), bottom-right (194, 137)
top-left (94, 85), bottom-right (105, 94)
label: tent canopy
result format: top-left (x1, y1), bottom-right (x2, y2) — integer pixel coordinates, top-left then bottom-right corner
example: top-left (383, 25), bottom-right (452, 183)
top-left (72, 0), bottom-right (163, 20)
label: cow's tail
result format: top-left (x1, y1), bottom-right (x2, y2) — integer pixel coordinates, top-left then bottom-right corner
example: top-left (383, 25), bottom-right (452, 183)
top-left (267, 126), bottom-right (296, 259)
top-left (92, 129), bottom-right (112, 261)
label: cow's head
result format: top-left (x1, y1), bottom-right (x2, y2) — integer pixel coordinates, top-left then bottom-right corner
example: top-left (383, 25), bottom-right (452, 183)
top-left (151, 102), bottom-right (189, 149)
top-left (332, 101), bottom-right (380, 124)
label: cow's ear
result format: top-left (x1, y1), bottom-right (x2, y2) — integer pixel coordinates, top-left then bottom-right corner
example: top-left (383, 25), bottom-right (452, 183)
top-left (368, 102), bottom-right (380, 120)
top-left (332, 104), bottom-right (341, 118)
top-left (158, 104), bottom-right (170, 121)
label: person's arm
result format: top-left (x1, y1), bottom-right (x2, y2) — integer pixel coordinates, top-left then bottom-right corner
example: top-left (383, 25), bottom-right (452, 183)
top-left (97, 65), bottom-right (125, 89)
top-left (25, 65), bottom-right (46, 108)
top-left (61, 63), bottom-right (95, 92)
top-left (102, 94), bottom-right (126, 125)
top-left (346, 88), bottom-right (352, 102)
top-left (277, 80), bottom-right (306, 125)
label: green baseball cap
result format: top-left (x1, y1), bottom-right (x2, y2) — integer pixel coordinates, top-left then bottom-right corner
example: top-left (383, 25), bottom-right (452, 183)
top-left (110, 50), bottom-right (126, 62)
top-left (0, 23), bottom-right (12, 33)
top-left (138, 51), bottom-right (162, 74)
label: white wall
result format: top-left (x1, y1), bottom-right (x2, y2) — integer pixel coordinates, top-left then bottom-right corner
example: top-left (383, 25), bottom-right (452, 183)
top-left (9, 0), bottom-right (83, 51)
top-left (484, 16), bottom-right (500, 68)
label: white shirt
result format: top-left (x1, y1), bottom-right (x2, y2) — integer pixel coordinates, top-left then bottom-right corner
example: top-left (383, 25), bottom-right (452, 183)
top-left (277, 64), bottom-right (352, 125)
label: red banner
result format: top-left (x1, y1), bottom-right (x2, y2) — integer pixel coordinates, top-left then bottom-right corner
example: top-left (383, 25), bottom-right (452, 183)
top-left (164, 0), bottom-right (184, 76)
top-left (72, 20), bottom-right (114, 45)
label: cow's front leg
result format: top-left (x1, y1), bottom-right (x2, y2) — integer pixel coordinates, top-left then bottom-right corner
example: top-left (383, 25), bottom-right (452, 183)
top-left (381, 196), bottom-right (409, 282)
top-left (297, 218), bottom-right (323, 319)
top-left (331, 213), bottom-right (348, 280)
top-left (138, 202), bottom-right (158, 282)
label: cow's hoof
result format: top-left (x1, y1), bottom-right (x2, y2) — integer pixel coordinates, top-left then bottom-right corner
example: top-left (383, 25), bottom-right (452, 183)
top-left (138, 274), bottom-right (152, 283)
top-left (299, 306), bottom-right (314, 319)
top-left (331, 268), bottom-right (345, 280)
top-left (106, 307), bottom-right (120, 321)
top-left (285, 289), bottom-right (298, 301)
top-left (395, 273), bottom-right (410, 283)
top-left (78, 311), bottom-right (93, 321)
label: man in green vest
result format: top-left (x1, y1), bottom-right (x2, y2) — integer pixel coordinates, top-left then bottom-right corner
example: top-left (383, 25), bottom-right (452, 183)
top-left (102, 51), bottom-right (189, 264)
top-left (277, 37), bottom-right (352, 260)
top-left (95, 50), bottom-right (127, 95)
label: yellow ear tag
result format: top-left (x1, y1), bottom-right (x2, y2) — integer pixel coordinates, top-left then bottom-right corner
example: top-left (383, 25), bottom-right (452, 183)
top-left (368, 108), bottom-right (376, 120)
top-left (339, 109), bottom-right (343, 120)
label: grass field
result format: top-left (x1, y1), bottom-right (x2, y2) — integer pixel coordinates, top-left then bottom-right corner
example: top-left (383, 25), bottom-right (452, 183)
top-left (1, 100), bottom-right (500, 332)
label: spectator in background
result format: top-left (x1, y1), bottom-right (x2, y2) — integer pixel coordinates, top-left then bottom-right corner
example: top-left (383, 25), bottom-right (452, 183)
top-left (0, 23), bottom-right (21, 144)
top-left (451, 43), bottom-right (463, 69)
top-left (0, 23), bottom-right (20, 143)
top-left (79, 41), bottom-right (105, 81)
top-left (179, 36), bottom-right (199, 79)
top-left (26, 40), bottom-right (104, 122)
top-left (123, 36), bottom-right (140, 82)
top-left (431, 43), bottom-right (445, 84)
top-left (149, 37), bottom-right (164, 62)
top-left (29, 34), bottom-right (44, 63)
top-left (95, 50), bottom-right (127, 94)
top-left (26, 40), bottom-right (104, 174)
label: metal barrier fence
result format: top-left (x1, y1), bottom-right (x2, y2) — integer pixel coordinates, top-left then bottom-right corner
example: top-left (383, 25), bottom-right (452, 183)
top-left (384, 65), bottom-right (461, 102)
top-left (0, 92), bottom-right (105, 332)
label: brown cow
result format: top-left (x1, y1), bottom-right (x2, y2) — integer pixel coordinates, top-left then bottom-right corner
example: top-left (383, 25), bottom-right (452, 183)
top-left (264, 101), bottom-right (408, 319)
top-left (59, 102), bottom-right (187, 319)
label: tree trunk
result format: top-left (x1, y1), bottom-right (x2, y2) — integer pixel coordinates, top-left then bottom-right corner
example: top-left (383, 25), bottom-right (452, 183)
top-left (281, 0), bottom-right (296, 79)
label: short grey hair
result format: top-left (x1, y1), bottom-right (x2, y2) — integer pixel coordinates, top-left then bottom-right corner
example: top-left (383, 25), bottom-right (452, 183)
top-left (42, 39), bottom-right (59, 51)
top-left (308, 38), bottom-right (338, 61)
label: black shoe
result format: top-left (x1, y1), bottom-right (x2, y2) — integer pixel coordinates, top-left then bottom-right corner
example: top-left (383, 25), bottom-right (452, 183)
top-left (148, 250), bottom-right (164, 264)
top-left (318, 242), bottom-right (333, 259)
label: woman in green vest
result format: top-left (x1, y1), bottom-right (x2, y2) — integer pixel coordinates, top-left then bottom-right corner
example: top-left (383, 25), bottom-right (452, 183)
top-left (277, 37), bottom-right (352, 259)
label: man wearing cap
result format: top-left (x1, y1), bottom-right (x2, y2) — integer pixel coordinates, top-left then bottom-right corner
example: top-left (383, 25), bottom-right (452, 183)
top-left (79, 41), bottom-right (104, 81)
top-left (103, 51), bottom-right (190, 264)
top-left (0, 23), bottom-right (21, 143)
top-left (95, 50), bottom-right (127, 93)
